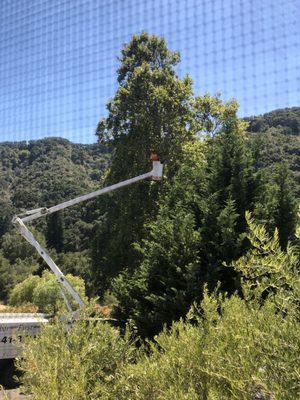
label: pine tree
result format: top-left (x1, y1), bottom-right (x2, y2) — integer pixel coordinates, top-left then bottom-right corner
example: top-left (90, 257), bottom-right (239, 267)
top-left (196, 97), bottom-right (254, 292)
top-left (46, 212), bottom-right (65, 253)
top-left (253, 162), bottom-right (298, 250)
top-left (273, 163), bottom-right (298, 249)
top-left (92, 33), bottom-right (194, 295)
top-left (0, 192), bottom-right (14, 237)
top-left (113, 206), bottom-right (201, 337)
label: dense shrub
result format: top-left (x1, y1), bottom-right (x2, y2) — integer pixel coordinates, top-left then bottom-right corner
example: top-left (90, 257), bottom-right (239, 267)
top-left (19, 319), bottom-right (136, 400)
top-left (19, 217), bottom-right (300, 399)
top-left (8, 271), bottom-right (87, 313)
top-left (19, 292), bottom-right (299, 400)
top-left (109, 293), bottom-right (299, 400)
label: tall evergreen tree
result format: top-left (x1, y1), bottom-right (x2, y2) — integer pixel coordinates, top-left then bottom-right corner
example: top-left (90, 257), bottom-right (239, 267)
top-left (253, 162), bottom-right (298, 250)
top-left (196, 96), bottom-right (254, 292)
top-left (112, 139), bottom-right (206, 337)
top-left (274, 163), bottom-right (298, 249)
top-left (273, 163), bottom-right (298, 249)
top-left (46, 212), bottom-right (65, 253)
top-left (92, 33), bottom-right (194, 295)
top-left (0, 192), bottom-right (14, 238)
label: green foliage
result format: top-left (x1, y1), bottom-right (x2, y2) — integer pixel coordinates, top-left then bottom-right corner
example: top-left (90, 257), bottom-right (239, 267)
top-left (111, 221), bottom-right (300, 398)
top-left (92, 32), bottom-right (194, 294)
top-left (205, 117), bottom-right (253, 221)
top-left (0, 228), bottom-right (44, 302)
top-left (46, 212), bottom-right (65, 252)
top-left (18, 215), bottom-right (300, 399)
top-left (0, 253), bottom-right (39, 302)
top-left (232, 212), bottom-right (300, 310)
top-left (0, 37), bottom-right (299, 388)
top-left (56, 251), bottom-right (93, 295)
top-left (254, 163), bottom-right (298, 249)
top-left (111, 138), bottom-right (206, 336)
top-left (246, 106), bottom-right (300, 136)
top-left (0, 253), bottom-right (13, 302)
top-left (8, 271), bottom-right (87, 313)
top-left (247, 107), bottom-right (300, 194)
top-left (113, 206), bottom-right (201, 337)
top-left (198, 102), bottom-right (253, 278)
top-left (0, 191), bottom-right (14, 237)
top-left (1, 228), bottom-right (45, 264)
top-left (19, 317), bottom-right (136, 400)
top-left (7, 274), bottom-right (40, 309)
top-left (0, 137), bottom-right (110, 302)
top-left (273, 163), bottom-right (298, 249)
top-left (109, 295), bottom-right (299, 400)
top-left (0, 33), bottom-right (298, 400)
top-left (96, 32), bottom-right (193, 166)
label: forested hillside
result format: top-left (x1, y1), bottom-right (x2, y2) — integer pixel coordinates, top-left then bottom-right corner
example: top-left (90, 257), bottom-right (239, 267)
top-left (246, 107), bottom-right (300, 193)
top-left (0, 137), bottom-right (110, 240)
top-left (0, 138), bottom-right (110, 300)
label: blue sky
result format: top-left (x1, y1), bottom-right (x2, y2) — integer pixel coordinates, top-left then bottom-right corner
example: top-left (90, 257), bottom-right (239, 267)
top-left (0, 0), bottom-right (299, 143)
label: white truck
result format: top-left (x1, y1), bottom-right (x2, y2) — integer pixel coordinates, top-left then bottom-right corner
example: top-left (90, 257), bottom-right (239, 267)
top-left (0, 154), bottom-right (163, 369)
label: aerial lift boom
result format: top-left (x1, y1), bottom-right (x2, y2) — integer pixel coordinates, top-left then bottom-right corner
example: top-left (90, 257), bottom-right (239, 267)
top-left (11, 156), bottom-right (163, 316)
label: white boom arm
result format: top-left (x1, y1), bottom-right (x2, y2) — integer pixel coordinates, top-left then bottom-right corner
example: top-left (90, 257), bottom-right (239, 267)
top-left (12, 159), bottom-right (163, 315)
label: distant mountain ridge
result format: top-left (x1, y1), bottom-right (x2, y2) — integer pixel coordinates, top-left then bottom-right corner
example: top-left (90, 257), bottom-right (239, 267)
top-left (245, 107), bottom-right (300, 135)
top-left (245, 107), bottom-right (300, 192)
top-left (0, 107), bottom-right (299, 245)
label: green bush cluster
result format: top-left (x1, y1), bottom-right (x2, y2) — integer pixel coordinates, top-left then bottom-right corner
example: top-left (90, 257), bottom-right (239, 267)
top-left (9, 270), bottom-right (87, 313)
top-left (19, 318), bottom-right (136, 400)
top-left (19, 217), bottom-right (300, 399)
top-left (110, 295), bottom-right (299, 400)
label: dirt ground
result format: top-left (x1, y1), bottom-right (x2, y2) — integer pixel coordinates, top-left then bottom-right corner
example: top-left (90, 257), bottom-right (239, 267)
top-left (0, 389), bottom-right (30, 399)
